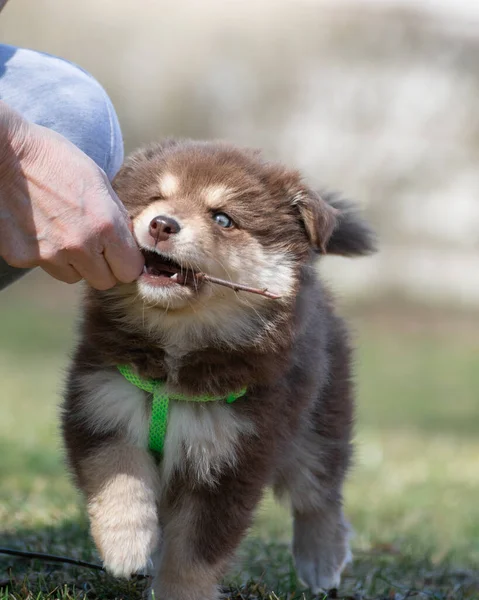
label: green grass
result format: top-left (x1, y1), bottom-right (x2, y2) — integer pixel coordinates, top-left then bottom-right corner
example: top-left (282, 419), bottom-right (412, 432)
top-left (1, 281), bottom-right (479, 599)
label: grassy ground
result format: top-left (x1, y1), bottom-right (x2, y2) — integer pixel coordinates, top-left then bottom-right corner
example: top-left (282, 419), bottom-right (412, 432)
top-left (1, 278), bottom-right (479, 599)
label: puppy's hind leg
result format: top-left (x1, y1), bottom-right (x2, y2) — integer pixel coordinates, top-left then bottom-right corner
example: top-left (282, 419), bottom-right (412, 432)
top-left (292, 502), bottom-right (352, 593)
top-left (276, 432), bottom-right (353, 593)
top-left (274, 359), bottom-right (354, 592)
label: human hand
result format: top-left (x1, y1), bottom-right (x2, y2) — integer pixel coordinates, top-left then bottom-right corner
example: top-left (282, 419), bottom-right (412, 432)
top-left (0, 102), bottom-right (144, 289)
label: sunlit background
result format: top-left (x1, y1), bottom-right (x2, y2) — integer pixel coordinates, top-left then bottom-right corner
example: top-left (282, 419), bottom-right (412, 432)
top-left (1, 1), bottom-right (478, 598)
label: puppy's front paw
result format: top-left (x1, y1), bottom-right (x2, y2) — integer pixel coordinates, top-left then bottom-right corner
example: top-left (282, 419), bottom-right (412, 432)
top-left (98, 524), bottom-right (160, 578)
top-left (89, 492), bottom-right (160, 578)
top-left (86, 463), bottom-right (161, 579)
top-left (293, 511), bottom-right (352, 593)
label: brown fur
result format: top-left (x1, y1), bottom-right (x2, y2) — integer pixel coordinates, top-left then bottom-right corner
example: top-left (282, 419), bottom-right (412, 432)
top-left (61, 140), bottom-right (375, 597)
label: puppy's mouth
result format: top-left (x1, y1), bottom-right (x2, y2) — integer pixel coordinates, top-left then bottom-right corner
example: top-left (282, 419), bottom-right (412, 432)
top-left (140, 249), bottom-right (197, 289)
top-left (139, 249), bottom-right (282, 300)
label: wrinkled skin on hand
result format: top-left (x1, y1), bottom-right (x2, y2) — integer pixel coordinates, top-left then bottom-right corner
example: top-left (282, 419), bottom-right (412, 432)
top-left (0, 101), bottom-right (144, 289)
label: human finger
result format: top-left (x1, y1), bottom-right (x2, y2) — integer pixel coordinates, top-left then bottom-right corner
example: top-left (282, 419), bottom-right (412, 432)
top-left (103, 219), bottom-right (144, 284)
top-left (69, 250), bottom-right (118, 291)
top-left (41, 262), bottom-right (83, 285)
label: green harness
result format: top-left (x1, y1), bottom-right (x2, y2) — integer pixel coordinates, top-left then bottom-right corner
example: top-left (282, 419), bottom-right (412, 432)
top-left (117, 365), bottom-right (246, 455)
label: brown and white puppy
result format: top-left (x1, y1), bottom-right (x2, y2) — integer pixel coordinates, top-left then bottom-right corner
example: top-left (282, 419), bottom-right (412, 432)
top-left (61, 139), bottom-right (375, 600)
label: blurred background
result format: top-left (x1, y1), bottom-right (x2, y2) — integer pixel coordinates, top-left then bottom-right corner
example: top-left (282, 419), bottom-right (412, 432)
top-left (0, 1), bottom-right (478, 598)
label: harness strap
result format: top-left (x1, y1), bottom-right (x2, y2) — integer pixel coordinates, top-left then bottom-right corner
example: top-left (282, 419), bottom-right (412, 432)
top-left (117, 365), bottom-right (246, 455)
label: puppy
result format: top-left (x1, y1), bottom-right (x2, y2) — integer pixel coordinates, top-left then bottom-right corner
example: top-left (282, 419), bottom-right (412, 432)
top-left (61, 139), bottom-right (375, 600)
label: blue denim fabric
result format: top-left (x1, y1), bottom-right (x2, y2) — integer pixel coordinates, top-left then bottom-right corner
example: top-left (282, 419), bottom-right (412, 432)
top-left (0, 44), bottom-right (125, 289)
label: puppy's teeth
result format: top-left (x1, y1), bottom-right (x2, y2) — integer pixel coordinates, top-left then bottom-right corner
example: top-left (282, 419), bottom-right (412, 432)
top-left (171, 273), bottom-right (178, 281)
top-left (143, 266), bottom-right (147, 274)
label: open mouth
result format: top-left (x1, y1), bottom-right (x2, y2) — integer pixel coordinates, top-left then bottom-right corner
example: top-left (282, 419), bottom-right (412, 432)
top-left (140, 249), bottom-right (196, 288)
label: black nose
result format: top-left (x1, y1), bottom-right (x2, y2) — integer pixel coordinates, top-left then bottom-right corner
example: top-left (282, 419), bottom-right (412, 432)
top-left (149, 215), bottom-right (181, 242)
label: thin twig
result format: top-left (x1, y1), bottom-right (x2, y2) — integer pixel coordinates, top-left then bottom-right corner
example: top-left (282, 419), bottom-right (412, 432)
top-left (195, 273), bottom-right (282, 300)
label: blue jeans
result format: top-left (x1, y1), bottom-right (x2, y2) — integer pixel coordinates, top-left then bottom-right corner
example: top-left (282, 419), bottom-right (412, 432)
top-left (0, 44), bottom-right (124, 289)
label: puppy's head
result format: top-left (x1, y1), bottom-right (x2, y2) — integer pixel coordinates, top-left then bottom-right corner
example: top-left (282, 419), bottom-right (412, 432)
top-left (111, 141), bottom-right (337, 323)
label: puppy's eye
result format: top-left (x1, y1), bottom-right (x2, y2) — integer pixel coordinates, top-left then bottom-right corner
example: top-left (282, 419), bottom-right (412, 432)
top-left (212, 212), bottom-right (234, 228)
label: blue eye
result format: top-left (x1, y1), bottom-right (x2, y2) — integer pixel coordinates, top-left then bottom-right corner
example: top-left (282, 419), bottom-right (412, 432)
top-left (213, 212), bottom-right (234, 228)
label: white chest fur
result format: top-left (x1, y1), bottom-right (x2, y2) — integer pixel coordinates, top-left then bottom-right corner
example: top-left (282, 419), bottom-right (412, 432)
top-left (76, 369), bottom-right (255, 487)
top-left (162, 401), bottom-right (254, 486)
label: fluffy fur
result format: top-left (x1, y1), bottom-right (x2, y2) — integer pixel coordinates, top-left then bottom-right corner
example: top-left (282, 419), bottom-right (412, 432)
top-left (61, 139), bottom-right (375, 599)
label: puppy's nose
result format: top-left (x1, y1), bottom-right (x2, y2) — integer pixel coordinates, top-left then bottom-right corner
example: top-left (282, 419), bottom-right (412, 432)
top-left (149, 215), bottom-right (181, 242)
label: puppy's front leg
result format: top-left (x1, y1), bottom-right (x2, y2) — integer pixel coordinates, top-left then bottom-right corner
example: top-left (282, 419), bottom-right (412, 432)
top-left (152, 461), bottom-right (270, 600)
top-left (79, 443), bottom-right (161, 578)
top-left (151, 502), bottom-right (225, 600)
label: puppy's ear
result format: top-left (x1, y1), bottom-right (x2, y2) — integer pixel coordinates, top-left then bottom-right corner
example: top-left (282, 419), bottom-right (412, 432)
top-left (292, 189), bottom-right (338, 253)
top-left (321, 192), bottom-right (377, 257)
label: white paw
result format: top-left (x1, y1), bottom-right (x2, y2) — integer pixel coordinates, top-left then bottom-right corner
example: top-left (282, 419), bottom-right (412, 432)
top-left (100, 525), bottom-right (160, 578)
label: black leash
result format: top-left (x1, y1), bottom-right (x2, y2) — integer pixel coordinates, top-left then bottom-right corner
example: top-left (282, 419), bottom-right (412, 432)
top-left (0, 547), bottom-right (104, 571)
top-left (0, 547), bottom-right (147, 579)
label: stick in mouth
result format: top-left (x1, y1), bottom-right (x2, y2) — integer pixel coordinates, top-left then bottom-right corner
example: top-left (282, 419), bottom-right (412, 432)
top-left (141, 249), bottom-right (281, 299)
top-left (194, 273), bottom-right (281, 300)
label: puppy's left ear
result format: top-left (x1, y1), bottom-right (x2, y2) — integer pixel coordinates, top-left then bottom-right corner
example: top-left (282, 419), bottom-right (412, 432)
top-left (292, 189), bottom-right (338, 253)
